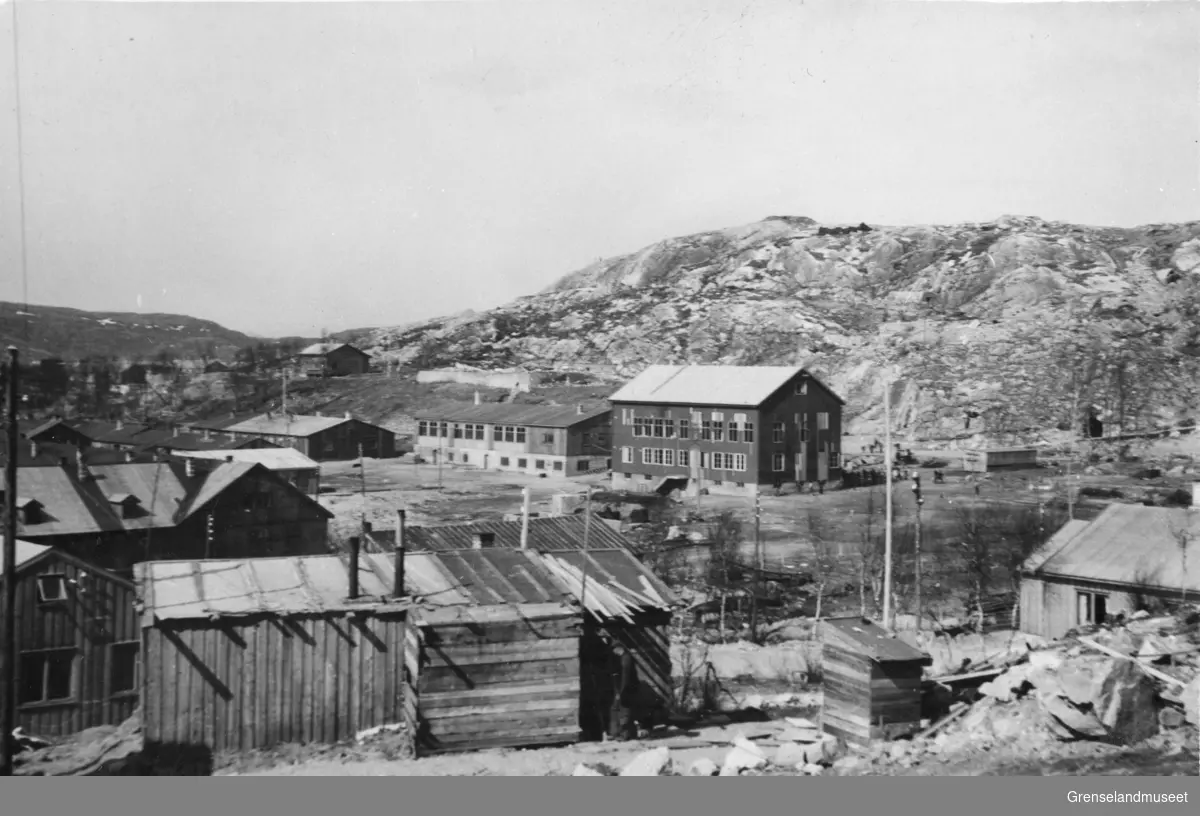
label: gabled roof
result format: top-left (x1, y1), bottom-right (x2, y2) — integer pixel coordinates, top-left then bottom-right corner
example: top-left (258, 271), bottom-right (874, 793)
top-left (822, 616), bottom-right (932, 664)
top-left (1, 537), bottom-right (51, 571)
top-left (406, 548), bottom-right (574, 609)
top-left (3, 537), bottom-right (133, 588)
top-left (609, 365), bottom-right (844, 407)
top-left (173, 447), bottom-right (319, 471)
top-left (186, 412), bottom-right (262, 432)
top-left (297, 342), bottom-right (369, 358)
top-left (224, 413), bottom-right (358, 437)
top-left (174, 461), bottom-right (258, 519)
top-left (1024, 504), bottom-right (1200, 594)
top-left (369, 513), bottom-right (635, 553)
top-left (413, 403), bottom-right (610, 428)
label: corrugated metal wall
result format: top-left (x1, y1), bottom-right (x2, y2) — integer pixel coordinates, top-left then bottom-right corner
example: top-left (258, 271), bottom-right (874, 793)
top-left (143, 611), bottom-right (413, 755)
top-left (415, 611), bottom-right (582, 754)
top-left (16, 556), bottom-right (139, 737)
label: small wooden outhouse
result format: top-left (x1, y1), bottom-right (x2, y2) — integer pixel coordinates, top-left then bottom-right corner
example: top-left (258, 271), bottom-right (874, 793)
top-left (820, 616), bottom-right (932, 747)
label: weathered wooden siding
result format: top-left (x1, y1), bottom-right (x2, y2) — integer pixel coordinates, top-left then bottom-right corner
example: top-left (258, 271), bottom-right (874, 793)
top-left (142, 612), bottom-right (412, 755)
top-left (415, 611), bottom-right (582, 754)
top-left (15, 556), bottom-right (139, 737)
top-left (821, 643), bottom-right (924, 747)
top-left (1019, 576), bottom-right (1139, 640)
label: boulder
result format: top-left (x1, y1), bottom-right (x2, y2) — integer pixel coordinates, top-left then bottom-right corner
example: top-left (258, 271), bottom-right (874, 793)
top-left (1184, 674), bottom-right (1200, 727)
top-left (802, 734), bottom-right (842, 765)
top-left (1028, 649), bottom-right (1065, 671)
top-left (719, 737), bottom-right (768, 776)
top-left (798, 763), bottom-right (824, 775)
top-left (773, 741), bottom-right (810, 767)
top-left (887, 741), bottom-right (910, 762)
top-left (573, 763), bottom-right (608, 777)
top-left (687, 757), bottom-right (720, 777)
top-left (619, 747), bottom-right (673, 776)
top-left (1036, 658), bottom-right (1159, 744)
top-left (1159, 707), bottom-right (1186, 730)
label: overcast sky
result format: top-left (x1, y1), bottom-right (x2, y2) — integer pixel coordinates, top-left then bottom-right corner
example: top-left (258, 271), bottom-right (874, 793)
top-left (0, 0), bottom-right (1196, 338)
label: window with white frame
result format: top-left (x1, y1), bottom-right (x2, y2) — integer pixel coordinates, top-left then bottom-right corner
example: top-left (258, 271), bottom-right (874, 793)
top-left (732, 453), bottom-right (746, 471)
top-left (772, 453), bottom-right (785, 472)
top-left (772, 422), bottom-right (785, 443)
top-left (504, 426), bottom-right (515, 442)
top-left (728, 422), bottom-right (740, 443)
top-left (665, 419), bottom-right (677, 439)
top-left (663, 449), bottom-right (675, 467)
top-left (678, 419), bottom-right (690, 439)
top-left (743, 421), bottom-right (755, 443)
top-left (621, 447), bottom-right (633, 464)
top-left (701, 421), bottom-right (712, 441)
top-left (633, 418), bottom-right (646, 438)
top-left (678, 450), bottom-right (690, 468)
top-left (36, 575), bottom-right (69, 604)
top-left (621, 408), bottom-right (634, 425)
top-left (516, 427), bottom-right (526, 444)
top-left (493, 425), bottom-right (504, 442)
top-left (542, 433), bottom-right (554, 444)
top-left (795, 380), bottom-right (808, 395)
top-left (1077, 591), bottom-right (1108, 626)
top-left (652, 418), bottom-right (665, 438)
top-left (712, 452), bottom-right (726, 470)
top-left (453, 424), bottom-right (463, 439)
top-left (641, 448), bottom-right (652, 464)
top-left (418, 421), bottom-right (429, 436)
top-left (712, 421), bottom-right (724, 443)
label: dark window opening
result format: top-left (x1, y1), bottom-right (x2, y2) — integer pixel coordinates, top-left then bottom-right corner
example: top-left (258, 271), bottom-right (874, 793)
top-left (110, 642), bottom-right (140, 696)
top-left (20, 649), bottom-right (75, 705)
top-left (36, 575), bottom-right (69, 604)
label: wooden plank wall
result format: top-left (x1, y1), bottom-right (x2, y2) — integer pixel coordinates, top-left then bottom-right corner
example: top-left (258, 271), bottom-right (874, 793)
top-left (579, 613), bottom-right (674, 740)
top-left (16, 557), bottom-right (139, 737)
top-left (143, 611), bottom-right (410, 755)
top-left (821, 643), bottom-right (924, 746)
top-left (415, 612), bottom-right (582, 754)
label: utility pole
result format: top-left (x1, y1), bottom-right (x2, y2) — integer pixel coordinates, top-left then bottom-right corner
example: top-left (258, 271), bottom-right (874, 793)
top-left (358, 443), bottom-right (367, 534)
top-left (883, 376), bottom-right (894, 631)
top-left (912, 471), bottom-right (924, 630)
top-left (2, 347), bottom-right (20, 777)
top-left (751, 488), bottom-right (762, 641)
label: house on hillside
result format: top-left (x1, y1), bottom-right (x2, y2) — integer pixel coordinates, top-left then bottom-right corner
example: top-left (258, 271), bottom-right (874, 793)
top-left (136, 554), bottom-right (415, 765)
top-left (295, 342), bottom-right (371, 377)
top-left (4, 538), bottom-right (140, 738)
top-left (1019, 490), bottom-right (1200, 639)
top-left (413, 403), bottom-right (611, 476)
top-left (608, 364), bottom-right (846, 497)
top-left (24, 417), bottom-right (94, 449)
top-left (172, 447), bottom-right (321, 497)
top-left (12, 454), bottom-right (333, 575)
top-left (368, 513), bottom-right (678, 742)
top-left (219, 412), bottom-right (397, 461)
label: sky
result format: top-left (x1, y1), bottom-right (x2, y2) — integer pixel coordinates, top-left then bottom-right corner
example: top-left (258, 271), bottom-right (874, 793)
top-left (0, 0), bottom-right (1197, 338)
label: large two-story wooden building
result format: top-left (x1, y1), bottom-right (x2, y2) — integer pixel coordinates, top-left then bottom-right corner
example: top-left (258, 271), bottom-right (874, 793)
top-left (608, 364), bottom-right (845, 496)
top-left (413, 403), bottom-right (611, 476)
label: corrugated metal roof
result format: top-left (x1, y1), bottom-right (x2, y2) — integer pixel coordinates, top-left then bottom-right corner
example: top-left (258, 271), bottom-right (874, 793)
top-left (174, 448), bottom-right (319, 471)
top-left (371, 514), bottom-right (635, 553)
top-left (609, 365), bottom-right (844, 407)
top-left (413, 403), bottom-right (610, 428)
top-left (1027, 504), bottom-right (1200, 593)
top-left (225, 414), bottom-right (354, 437)
top-left (822, 616), bottom-right (931, 663)
top-left (407, 549), bottom-right (573, 608)
top-left (137, 554), bottom-right (411, 621)
top-left (86, 462), bottom-right (194, 529)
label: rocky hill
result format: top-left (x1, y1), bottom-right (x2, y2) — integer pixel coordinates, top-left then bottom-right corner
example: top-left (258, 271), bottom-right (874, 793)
top-left (0, 300), bottom-right (312, 361)
top-left (356, 215), bottom-right (1200, 442)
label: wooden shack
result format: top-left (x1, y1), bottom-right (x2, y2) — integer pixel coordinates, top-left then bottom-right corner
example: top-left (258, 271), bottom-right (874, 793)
top-left (135, 551), bottom-right (416, 764)
top-left (374, 513), bottom-right (678, 742)
top-left (6, 539), bottom-right (139, 738)
top-left (962, 446), bottom-right (1038, 473)
top-left (403, 547), bottom-right (585, 754)
top-left (820, 617), bottom-right (932, 747)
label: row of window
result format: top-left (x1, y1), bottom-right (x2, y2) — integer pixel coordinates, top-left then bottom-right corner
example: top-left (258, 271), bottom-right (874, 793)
top-left (622, 474), bottom-right (749, 489)
top-left (417, 421), bottom-right (533, 444)
top-left (626, 413), bottom-right (831, 442)
top-left (621, 447), bottom-right (748, 471)
top-left (19, 643), bottom-right (140, 706)
top-left (441, 450), bottom-right (596, 472)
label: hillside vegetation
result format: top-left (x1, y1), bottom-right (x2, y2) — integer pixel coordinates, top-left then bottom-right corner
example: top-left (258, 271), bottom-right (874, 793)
top-left (351, 215), bottom-right (1200, 441)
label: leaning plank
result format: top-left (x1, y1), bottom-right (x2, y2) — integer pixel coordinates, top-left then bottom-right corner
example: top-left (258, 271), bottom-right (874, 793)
top-left (916, 701), bottom-right (971, 740)
top-left (1076, 636), bottom-right (1187, 688)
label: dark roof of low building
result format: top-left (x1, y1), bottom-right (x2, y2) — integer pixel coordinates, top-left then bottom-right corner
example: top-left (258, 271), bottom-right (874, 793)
top-left (821, 616), bottom-right (932, 664)
top-left (369, 513), bottom-right (634, 553)
top-left (413, 403), bottom-right (610, 428)
top-left (297, 342), bottom-right (370, 358)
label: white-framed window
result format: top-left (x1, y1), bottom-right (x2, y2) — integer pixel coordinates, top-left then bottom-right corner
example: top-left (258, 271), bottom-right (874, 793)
top-left (728, 422), bottom-right (740, 443)
top-left (701, 421), bottom-right (713, 441)
top-left (772, 453), bottom-right (785, 472)
top-left (772, 422), bottom-right (785, 443)
top-left (743, 422), bottom-right (755, 443)
top-left (621, 446), bottom-right (633, 464)
top-left (504, 426), bottom-right (515, 443)
top-left (621, 408), bottom-right (634, 425)
top-left (678, 419), bottom-right (690, 440)
top-left (641, 448), bottom-right (652, 465)
top-left (712, 452), bottom-right (726, 470)
top-left (36, 575), bottom-right (69, 604)
top-left (418, 420), bottom-right (429, 436)
top-left (453, 424), bottom-right (463, 439)
top-left (473, 424), bottom-right (486, 440)
top-left (712, 422), bottom-right (724, 442)
top-left (678, 450), bottom-right (690, 468)
top-left (633, 418), bottom-right (646, 438)
top-left (493, 425), bottom-right (504, 442)
top-left (653, 449), bottom-right (665, 465)
top-left (663, 449), bottom-right (675, 467)
top-left (1077, 591), bottom-right (1108, 626)
top-left (732, 453), bottom-right (747, 471)
top-left (665, 420), bottom-right (677, 439)
top-left (652, 418), bottom-right (665, 438)
top-left (516, 427), bottom-right (527, 444)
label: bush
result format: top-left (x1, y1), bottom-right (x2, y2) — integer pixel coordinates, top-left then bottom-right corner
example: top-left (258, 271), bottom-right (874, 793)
top-left (1162, 488), bottom-right (1193, 507)
top-left (1080, 486), bottom-right (1123, 499)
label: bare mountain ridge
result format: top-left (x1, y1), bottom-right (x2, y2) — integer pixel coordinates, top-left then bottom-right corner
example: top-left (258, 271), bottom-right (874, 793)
top-left (358, 214), bottom-right (1200, 442)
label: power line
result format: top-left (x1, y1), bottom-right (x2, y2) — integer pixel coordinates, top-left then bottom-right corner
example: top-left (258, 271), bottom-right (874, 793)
top-left (9, 0), bottom-right (30, 349)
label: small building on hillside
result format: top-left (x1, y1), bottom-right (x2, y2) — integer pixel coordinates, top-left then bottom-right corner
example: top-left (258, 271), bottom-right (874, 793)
top-left (220, 412), bottom-right (397, 461)
top-left (136, 554), bottom-right (415, 765)
top-left (609, 365), bottom-right (846, 497)
top-left (295, 342), bottom-right (371, 377)
top-left (1019, 493), bottom-right (1200, 639)
top-left (13, 456), bottom-right (333, 575)
top-left (820, 616), bottom-right (932, 748)
top-left (414, 403), bottom-right (611, 476)
top-left (961, 446), bottom-right (1039, 473)
top-left (172, 447), bottom-right (321, 497)
top-left (23, 417), bottom-right (94, 450)
top-left (5, 539), bottom-right (139, 738)
top-left (369, 513), bottom-right (678, 742)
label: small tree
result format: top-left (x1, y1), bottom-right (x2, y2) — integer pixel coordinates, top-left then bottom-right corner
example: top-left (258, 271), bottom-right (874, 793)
top-left (1168, 509), bottom-right (1196, 606)
top-left (804, 509), bottom-right (842, 623)
top-left (705, 511), bottom-right (746, 640)
top-left (853, 488), bottom-right (887, 618)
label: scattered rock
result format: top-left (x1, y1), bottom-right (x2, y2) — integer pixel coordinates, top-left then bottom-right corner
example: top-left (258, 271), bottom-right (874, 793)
top-left (1036, 658), bottom-right (1159, 745)
top-left (687, 757), bottom-right (719, 777)
top-left (719, 737), bottom-right (768, 776)
top-left (1184, 675), bottom-right (1200, 727)
top-left (619, 747), bottom-right (673, 777)
top-left (887, 741), bottom-right (910, 762)
top-left (773, 742), bottom-right (809, 767)
top-left (573, 763), bottom-right (608, 777)
top-left (799, 763), bottom-right (824, 775)
top-left (1158, 707), bottom-right (1186, 730)
top-left (778, 726), bottom-right (822, 743)
top-left (832, 754), bottom-right (866, 774)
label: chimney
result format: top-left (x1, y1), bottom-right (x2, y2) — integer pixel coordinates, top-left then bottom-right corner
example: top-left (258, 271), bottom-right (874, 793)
top-left (520, 487), bottom-right (532, 550)
top-left (115, 419), bottom-right (124, 431)
top-left (577, 404), bottom-right (584, 415)
top-left (229, 411), bottom-right (236, 420)
top-left (173, 425), bottom-right (180, 438)
top-left (315, 411), bottom-right (322, 417)
top-left (75, 448), bottom-right (88, 481)
top-left (344, 411), bottom-right (352, 420)
top-left (185, 458), bottom-right (196, 478)
top-left (203, 429), bottom-right (212, 441)
top-left (348, 536), bottom-right (361, 600)
top-left (29, 441), bottom-right (38, 459)
top-left (474, 390), bottom-right (481, 406)
top-left (394, 509), bottom-right (407, 599)
top-left (124, 451), bottom-right (133, 463)
top-left (225, 455), bottom-right (234, 463)
top-left (472, 531), bottom-right (496, 549)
